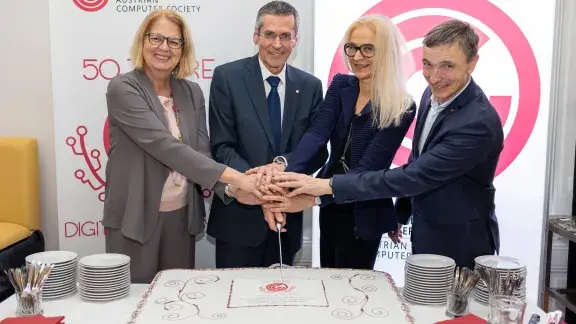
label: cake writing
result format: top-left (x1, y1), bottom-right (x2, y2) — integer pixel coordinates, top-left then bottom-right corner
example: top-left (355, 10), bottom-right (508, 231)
top-left (153, 275), bottom-right (227, 321)
top-left (259, 282), bottom-right (294, 293)
top-left (330, 273), bottom-right (389, 320)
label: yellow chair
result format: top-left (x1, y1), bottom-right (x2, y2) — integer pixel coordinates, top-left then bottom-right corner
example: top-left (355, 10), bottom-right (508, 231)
top-left (0, 137), bottom-right (41, 250)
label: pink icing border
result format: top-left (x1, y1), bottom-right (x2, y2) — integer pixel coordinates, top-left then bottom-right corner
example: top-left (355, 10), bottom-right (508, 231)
top-left (127, 267), bottom-right (414, 323)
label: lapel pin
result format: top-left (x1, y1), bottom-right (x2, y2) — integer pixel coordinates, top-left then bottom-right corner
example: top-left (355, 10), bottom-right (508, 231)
top-left (296, 90), bottom-right (299, 93)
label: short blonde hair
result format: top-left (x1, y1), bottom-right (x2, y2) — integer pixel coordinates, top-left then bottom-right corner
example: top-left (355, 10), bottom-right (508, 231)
top-left (342, 15), bottom-right (414, 128)
top-left (130, 9), bottom-right (195, 79)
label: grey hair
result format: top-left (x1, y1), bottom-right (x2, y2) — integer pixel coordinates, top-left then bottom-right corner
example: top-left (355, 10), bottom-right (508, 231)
top-left (254, 1), bottom-right (299, 35)
top-left (422, 19), bottom-right (479, 62)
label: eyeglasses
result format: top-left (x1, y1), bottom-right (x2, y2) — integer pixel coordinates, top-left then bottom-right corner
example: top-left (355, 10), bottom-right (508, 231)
top-left (258, 31), bottom-right (295, 44)
top-left (344, 43), bottom-right (375, 58)
top-left (145, 32), bottom-right (184, 49)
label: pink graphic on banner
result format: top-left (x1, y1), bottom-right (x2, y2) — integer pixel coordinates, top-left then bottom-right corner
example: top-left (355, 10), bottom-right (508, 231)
top-left (328, 0), bottom-right (540, 176)
top-left (65, 120), bottom-right (215, 203)
top-left (66, 126), bottom-right (106, 202)
top-left (73, 0), bottom-right (108, 12)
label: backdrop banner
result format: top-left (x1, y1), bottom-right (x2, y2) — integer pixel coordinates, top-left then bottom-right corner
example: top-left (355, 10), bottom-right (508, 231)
top-left (313, 0), bottom-right (556, 301)
top-left (49, 0), bottom-right (314, 268)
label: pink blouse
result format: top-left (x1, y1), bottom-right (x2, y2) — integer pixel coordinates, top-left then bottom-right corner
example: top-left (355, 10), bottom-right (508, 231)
top-left (158, 95), bottom-right (188, 212)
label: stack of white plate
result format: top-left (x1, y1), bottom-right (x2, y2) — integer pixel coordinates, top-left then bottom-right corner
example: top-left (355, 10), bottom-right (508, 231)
top-left (25, 251), bottom-right (78, 299)
top-left (403, 254), bottom-right (456, 305)
top-left (474, 255), bottom-right (527, 304)
top-left (78, 253), bottom-right (131, 301)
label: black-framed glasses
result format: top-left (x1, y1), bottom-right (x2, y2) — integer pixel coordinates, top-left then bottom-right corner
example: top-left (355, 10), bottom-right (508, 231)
top-left (344, 43), bottom-right (375, 58)
top-left (145, 32), bottom-right (184, 49)
top-left (258, 30), bottom-right (295, 44)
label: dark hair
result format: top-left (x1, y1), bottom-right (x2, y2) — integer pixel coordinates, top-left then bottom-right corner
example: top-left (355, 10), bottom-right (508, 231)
top-left (422, 19), bottom-right (479, 62)
top-left (254, 1), bottom-right (299, 35)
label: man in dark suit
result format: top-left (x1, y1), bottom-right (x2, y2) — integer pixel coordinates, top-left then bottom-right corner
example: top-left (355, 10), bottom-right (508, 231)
top-left (207, 1), bottom-right (328, 268)
top-left (271, 19), bottom-right (503, 269)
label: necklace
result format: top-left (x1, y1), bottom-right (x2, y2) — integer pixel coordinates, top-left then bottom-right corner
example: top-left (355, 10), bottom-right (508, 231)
top-left (168, 92), bottom-right (183, 187)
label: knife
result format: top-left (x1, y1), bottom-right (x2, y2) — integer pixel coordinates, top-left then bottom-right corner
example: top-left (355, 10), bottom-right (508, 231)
top-left (276, 221), bottom-right (284, 282)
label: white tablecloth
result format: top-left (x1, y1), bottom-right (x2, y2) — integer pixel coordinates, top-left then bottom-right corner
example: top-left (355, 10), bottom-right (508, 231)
top-left (0, 284), bottom-right (547, 323)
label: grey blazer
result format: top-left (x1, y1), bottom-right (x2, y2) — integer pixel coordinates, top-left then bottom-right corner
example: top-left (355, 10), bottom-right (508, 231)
top-left (103, 69), bottom-right (228, 244)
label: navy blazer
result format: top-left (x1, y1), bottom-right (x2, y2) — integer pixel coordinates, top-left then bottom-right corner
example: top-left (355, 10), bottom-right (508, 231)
top-left (207, 55), bottom-right (328, 251)
top-left (330, 78), bottom-right (503, 260)
top-left (286, 73), bottom-right (415, 239)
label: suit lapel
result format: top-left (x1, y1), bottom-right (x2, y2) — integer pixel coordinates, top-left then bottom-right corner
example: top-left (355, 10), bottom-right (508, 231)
top-left (340, 84), bottom-right (359, 128)
top-left (170, 78), bottom-right (192, 146)
top-left (412, 93), bottom-right (431, 157)
top-left (279, 65), bottom-right (300, 154)
top-left (244, 56), bottom-right (275, 150)
top-left (280, 66), bottom-right (300, 153)
top-left (135, 69), bottom-right (169, 129)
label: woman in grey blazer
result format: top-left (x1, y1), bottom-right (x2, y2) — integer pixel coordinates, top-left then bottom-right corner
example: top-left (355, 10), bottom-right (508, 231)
top-left (103, 9), bottom-right (259, 283)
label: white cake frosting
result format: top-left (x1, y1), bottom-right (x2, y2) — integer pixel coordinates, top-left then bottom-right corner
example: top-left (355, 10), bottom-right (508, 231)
top-left (129, 267), bottom-right (414, 323)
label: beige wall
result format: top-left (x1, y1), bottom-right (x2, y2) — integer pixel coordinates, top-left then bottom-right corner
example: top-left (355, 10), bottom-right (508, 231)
top-left (0, 0), bottom-right (59, 250)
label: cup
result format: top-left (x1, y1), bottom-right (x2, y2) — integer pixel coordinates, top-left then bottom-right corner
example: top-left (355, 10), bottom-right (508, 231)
top-left (445, 291), bottom-right (471, 317)
top-left (488, 295), bottom-right (526, 324)
top-left (15, 291), bottom-right (43, 317)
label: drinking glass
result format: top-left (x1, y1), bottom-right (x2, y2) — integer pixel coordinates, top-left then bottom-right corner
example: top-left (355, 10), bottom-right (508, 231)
top-left (487, 295), bottom-right (526, 324)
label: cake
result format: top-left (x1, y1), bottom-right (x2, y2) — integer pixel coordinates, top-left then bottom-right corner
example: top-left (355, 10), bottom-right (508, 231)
top-left (128, 267), bottom-right (414, 323)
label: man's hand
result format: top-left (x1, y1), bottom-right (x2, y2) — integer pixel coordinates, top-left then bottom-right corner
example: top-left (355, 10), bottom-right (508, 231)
top-left (246, 163), bottom-right (285, 187)
top-left (273, 172), bottom-right (332, 197)
top-left (387, 223), bottom-right (403, 244)
top-left (262, 194), bottom-right (316, 213)
top-left (263, 207), bottom-right (286, 232)
top-left (228, 185), bottom-right (263, 205)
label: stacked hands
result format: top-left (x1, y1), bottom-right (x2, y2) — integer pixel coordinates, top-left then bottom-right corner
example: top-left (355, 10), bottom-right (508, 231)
top-left (234, 164), bottom-right (403, 243)
top-left (234, 165), bottom-right (403, 242)
top-left (230, 163), bottom-right (330, 233)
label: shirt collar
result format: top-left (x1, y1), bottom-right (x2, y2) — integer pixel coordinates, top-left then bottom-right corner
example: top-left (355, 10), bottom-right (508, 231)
top-left (258, 56), bottom-right (286, 86)
top-left (430, 77), bottom-right (471, 110)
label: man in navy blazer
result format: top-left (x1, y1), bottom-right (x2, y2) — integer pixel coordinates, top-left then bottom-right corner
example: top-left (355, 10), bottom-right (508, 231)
top-left (273, 20), bottom-right (503, 269)
top-left (207, 1), bottom-right (327, 268)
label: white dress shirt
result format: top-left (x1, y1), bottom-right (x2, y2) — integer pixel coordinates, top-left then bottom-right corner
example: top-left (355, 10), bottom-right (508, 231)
top-left (258, 56), bottom-right (286, 128)
top-left (418, 77), bottom-right (471, 153)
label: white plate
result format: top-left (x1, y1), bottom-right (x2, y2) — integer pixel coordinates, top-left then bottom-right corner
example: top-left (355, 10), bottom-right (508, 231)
top-left (79, 253), bottom-right (130, 268)
top-left (407, 254), bottom-right (455, 268)
top-left (80, 286), bottom-right (130, 298)
top-left (406, 267), bottom-right (454, 275)
top-left (79, 270), bottom-right (130, 280)
top-left (80, 289), bottom-right (130, 302)
top-left (403, 290), bottom-right (447, 305)
top-left (475, 256), bottom-right (526, 270)
top-left (81, 281), bottom-right (130, 293)
top-left (79, 276), bottom-right (130, 287)
top-left (78, 267), bottom-right (130, 276)
top-left (26, 251), bottom-right (78, 265)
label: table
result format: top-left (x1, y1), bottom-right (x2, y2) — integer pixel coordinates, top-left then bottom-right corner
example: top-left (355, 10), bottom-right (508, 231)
top-left (0, 284), bottom-right (547, 323)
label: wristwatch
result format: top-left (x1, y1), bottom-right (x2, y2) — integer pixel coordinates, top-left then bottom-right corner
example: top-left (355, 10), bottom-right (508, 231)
top-left (272, 156), bottom-right (288, 169)
top-left (314, 197), bottom-right (322, 206)
top-left (224, 184), bottom-right (232, 198)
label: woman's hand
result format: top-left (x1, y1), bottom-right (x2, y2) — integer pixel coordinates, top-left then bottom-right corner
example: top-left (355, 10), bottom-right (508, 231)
top-left (262, 194), bottom-right (316, 213)
top-left (246, 163), bottom-right (285, 187)
top-left (237, 174), bottom-right (263, 199)
top-left (273, 172), bottom-right (333, 197)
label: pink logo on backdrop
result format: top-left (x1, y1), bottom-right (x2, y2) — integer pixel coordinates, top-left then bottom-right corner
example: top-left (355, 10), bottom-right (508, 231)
top-left (65, 123), bottom-right (214, 205)
top-left (73, 0), bottom-right (108, 12)
top-left (329, 0), bottom-right (541, 177)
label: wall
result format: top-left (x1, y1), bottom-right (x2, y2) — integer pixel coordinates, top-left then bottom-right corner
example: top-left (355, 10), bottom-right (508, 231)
top-left (543, 0), bottom-right (576, 309)
top-left (0, 0), bottom-right (314, 265)
top-left (0, 0), bottom-right (59, 251)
